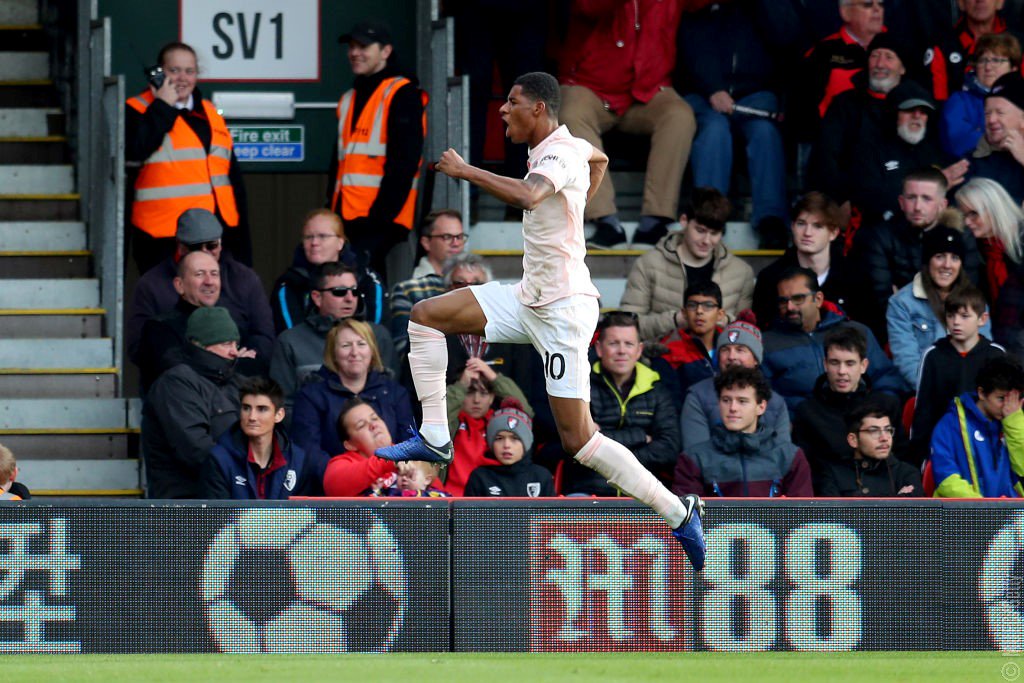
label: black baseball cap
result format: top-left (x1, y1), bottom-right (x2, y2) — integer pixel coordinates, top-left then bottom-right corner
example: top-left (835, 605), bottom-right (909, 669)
top-left (339, 20), bottom-right (392, 46)
top-left (988, 72), bottom-right (1024, 112)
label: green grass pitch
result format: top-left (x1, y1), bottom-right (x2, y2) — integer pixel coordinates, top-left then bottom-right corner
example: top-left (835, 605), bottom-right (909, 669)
top-left (0, 652), bottom-right (1015, 683)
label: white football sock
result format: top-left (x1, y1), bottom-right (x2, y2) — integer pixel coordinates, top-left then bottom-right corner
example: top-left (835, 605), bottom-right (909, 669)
top-left (575, 431), bottom-right (688, 528)
top-left (407, 321), bottom-right (451, 447)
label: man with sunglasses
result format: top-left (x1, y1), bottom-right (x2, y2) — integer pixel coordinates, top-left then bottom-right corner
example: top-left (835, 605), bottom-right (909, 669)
top-left (762, 267), bottom-right (905, 413)
top-left (128, 208), bottom-right (275, 391)
top-left (270, 262), bottom-right (396, 412)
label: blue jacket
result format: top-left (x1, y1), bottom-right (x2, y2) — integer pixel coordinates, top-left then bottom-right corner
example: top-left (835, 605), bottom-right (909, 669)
top-left (940, 74), bottom-right (987, 159)
top-left (205, 425), bottom-right (319, 499)
top-left (930, 392), bottom-right (1024, 498)
top-left (762, 309), bottom-right (907, 412)
top-left (290, 366), bottom-right (414, 473)
top-left (886, 274), bottom-right (993, 386)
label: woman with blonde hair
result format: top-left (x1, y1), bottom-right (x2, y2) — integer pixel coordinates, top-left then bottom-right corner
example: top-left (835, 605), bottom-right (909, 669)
top-left (291, 318), bottom-right (413, 474)
top-left (955, 177), bottom-right (1024, 300)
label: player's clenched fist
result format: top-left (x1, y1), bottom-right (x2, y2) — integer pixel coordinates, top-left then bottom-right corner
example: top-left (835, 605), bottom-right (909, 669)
top-left (436, 148), bottom-right (468, 179)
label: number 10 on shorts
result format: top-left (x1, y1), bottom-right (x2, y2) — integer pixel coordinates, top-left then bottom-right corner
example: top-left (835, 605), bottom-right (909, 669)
top-left (544, 351), bottom-right (565, 381)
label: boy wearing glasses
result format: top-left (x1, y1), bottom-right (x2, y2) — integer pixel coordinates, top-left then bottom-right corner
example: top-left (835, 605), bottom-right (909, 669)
top-left (649, 282), bottom-right (726, 408)
top-left (376, 71), bottom-right (706, 571)
top-left (816, 402), bottom-right (921, 497)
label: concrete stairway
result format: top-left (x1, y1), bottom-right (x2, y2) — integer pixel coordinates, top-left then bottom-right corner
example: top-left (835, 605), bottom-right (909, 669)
top-left (0, 3), bottom-right (139, 497)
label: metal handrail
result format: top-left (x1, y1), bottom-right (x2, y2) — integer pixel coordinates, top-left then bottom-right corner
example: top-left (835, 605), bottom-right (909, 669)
top-left (47, 0), bottom-right (125, 395)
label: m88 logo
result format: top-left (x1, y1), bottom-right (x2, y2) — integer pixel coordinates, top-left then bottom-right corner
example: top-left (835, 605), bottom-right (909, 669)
top-left (700, 523), bottom-right (863, 651)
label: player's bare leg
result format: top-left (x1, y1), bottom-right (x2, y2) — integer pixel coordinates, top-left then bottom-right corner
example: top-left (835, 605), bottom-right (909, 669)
top-left (550, 396), bottom-right (706, 570)
top-left (375, 288), bottom-right (486, 463)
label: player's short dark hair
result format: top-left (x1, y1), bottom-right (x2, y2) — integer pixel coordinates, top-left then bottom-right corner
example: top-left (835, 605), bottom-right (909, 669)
top-left (684, 281), bottom-right (723, 308)
top-left (313, 261), bottom-right (358, 290)
top-left (681, 187), bottom-right (731, 232)
top-left (596, 310), bottom-right (640, 340)
top-left (514, 72), bottom-right (560, 118)
top-left (824, 325), bottom-right (868, 360)
top-left (238, 376), bottom-right (285, 411)
top-left (714, 366), bottom-right (772, 403)
top-left (420, 208), bottom-right (463, 238)
top-left (976, 356), bottom-right (1024, 395)
top-left (336, 397), bottom-right (372, 443)
top-left (944, 285), bottom-right (987, 318)
top-left (903, 167), bottom-right (949, 195)
top-left (845, 400), bottom-right (893, 434)
top-left (777, 266), bottom-right (821, 295)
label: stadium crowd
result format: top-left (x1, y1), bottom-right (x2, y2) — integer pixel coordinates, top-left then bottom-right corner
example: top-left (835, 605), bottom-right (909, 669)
top-left (67, 2), bottom-right (1024, 501)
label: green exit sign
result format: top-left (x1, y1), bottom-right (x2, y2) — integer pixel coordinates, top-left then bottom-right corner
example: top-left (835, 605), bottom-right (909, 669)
top-left (230, 125), bottom-right (304, 162)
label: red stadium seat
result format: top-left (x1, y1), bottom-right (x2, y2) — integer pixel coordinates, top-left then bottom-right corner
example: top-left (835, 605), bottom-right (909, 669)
top-left (902, 397), bottom-right (915, 434)
top-left (922, 460), bottom-right (936, 497)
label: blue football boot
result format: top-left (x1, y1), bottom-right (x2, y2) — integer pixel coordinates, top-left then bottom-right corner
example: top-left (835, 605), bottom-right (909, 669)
top-left (374, 427), bottom-right (454, 464)
top-left (671, 494), bottom-right (706, 572)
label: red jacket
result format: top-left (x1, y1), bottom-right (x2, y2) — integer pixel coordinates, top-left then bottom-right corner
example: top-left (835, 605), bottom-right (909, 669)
top-left (559, 0), bottom-right (707, 115)
top-left (323, 451), bottom-right (396, 497)
top-left (443, 410), bottom-right (499, 497)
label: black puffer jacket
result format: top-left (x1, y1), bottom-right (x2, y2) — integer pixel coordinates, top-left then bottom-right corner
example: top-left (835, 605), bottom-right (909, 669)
top-left (562, 362), bottom-right (680, 496)
top-left (792, 374), bottom-right (908, 486)
top-left (142, 345), bottom-right (243, 499)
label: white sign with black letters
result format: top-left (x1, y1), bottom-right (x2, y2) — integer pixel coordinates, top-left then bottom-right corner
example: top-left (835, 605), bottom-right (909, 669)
top-left (180, 0), bottom-right (319, 81)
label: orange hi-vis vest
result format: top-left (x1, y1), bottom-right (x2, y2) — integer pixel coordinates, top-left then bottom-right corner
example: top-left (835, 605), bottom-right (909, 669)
top-left (126, 90), bottom-right (240, 238)
top-left (331, 76), bottom-right (425, 230)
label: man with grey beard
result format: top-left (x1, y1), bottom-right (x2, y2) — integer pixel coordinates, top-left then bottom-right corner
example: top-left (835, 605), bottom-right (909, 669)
top-left (810, 33), bottom-right (914, 223)
top-left (846, 80), bottom-right (963, 227)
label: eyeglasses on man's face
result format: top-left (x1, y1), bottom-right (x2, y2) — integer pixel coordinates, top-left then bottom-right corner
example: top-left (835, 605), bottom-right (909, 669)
top-left (429, 233), bottom-right (466, 244)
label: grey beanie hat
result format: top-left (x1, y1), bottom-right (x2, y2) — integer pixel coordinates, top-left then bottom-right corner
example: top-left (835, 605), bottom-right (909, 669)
top-left (486, 398), bottom-right (534, 454)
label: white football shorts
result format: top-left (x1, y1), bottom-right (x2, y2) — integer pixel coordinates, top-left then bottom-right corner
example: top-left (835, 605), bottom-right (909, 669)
top-left (469, 281), bottom-right (598, 400)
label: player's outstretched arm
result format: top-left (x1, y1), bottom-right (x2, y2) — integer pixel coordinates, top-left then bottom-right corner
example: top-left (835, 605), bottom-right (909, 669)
top-left (436, 148), bottom-right (554, 210)
top-left (587, 147), bottom-right (609, 203)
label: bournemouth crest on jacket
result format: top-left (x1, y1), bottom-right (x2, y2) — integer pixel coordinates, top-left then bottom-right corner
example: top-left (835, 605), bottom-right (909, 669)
top-left (201, 508), bottom-right (406, 652)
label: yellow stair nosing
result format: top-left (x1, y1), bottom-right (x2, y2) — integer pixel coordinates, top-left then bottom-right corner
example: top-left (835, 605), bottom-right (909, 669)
top-left (0, 135), bottom-right (65, 142)
top-left (0, 428), bottom-right (138, 435)
top-left (0, 308), bottom-right (105, 315)
top-left (0, 250), bottom-right (90, 257)
top-left (0, 25), bottom-right (44, 31)
top-left (0, 193), bottom-right (79, 201)
top-left (0, 79), bottom-right (53, 86)
top-left (0, 368), bottom-right (117, 375)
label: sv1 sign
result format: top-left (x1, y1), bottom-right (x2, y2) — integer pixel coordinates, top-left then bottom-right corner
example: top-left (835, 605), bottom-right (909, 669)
top-left (180, 0), bottom-right (320, 81)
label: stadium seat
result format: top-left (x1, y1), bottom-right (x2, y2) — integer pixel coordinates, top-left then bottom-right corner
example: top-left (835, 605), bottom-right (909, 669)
top-left (902, 397), bottom-right (915, 434)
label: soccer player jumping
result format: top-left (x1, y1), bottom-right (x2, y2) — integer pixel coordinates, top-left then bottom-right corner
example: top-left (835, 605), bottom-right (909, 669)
top-left (375, 72), bottom-right (705, 571)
